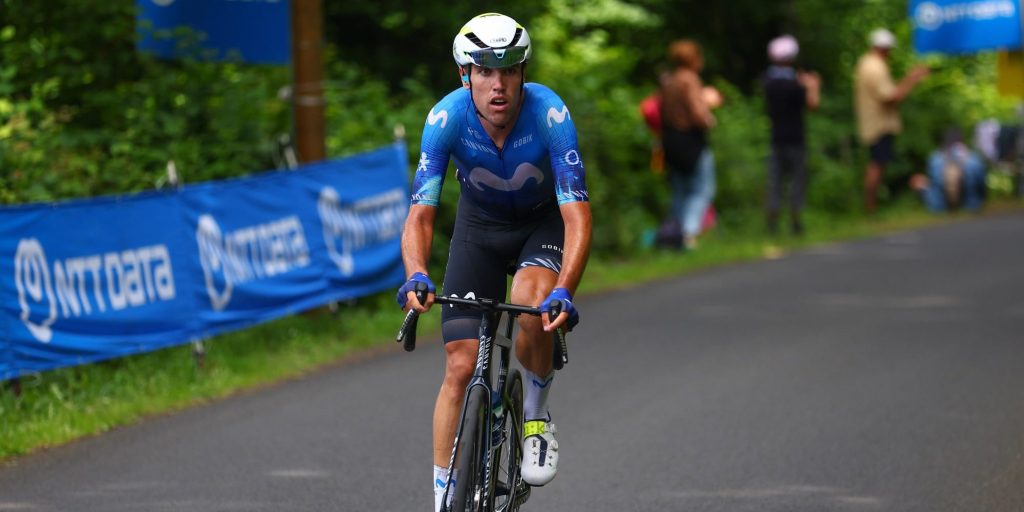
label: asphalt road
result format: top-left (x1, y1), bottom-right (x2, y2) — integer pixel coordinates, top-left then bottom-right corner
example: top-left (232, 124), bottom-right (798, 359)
top-left (2, 212), bottom-right (1023, 512)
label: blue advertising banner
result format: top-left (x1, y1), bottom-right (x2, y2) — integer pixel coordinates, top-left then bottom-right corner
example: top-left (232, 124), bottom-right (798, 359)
top-left (0, 144), bottom-right (408, 380)
top-left (912, 0), bottom-right (1023, 54)
top-left (137, 0), bottom-right (291, 64)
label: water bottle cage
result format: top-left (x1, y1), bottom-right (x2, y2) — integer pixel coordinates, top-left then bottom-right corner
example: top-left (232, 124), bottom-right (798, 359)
top-left (491, 390), bottom-right (505, 445)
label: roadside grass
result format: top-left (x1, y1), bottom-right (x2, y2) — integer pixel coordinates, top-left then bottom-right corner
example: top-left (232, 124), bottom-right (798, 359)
top-left (1, 199), bottom-right (1019, 460)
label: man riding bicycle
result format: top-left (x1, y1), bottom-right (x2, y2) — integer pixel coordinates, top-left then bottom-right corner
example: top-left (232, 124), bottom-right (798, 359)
top-left (396, 12), bottom-right (592, 512)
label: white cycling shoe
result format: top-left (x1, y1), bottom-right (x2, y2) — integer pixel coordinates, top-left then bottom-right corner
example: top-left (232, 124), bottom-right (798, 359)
top-left (521, 419), bottom-right (558, 486)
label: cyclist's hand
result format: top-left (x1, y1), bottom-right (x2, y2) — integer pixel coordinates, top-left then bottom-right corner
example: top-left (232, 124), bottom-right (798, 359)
top-left (541, 287), bottom-right (578, 332)
top-left (397, 272), bottom-right (435, 313)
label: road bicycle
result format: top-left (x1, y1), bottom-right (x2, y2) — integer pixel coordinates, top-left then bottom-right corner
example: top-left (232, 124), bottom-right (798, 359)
top-left (396, 283), bottom-right (568, 512)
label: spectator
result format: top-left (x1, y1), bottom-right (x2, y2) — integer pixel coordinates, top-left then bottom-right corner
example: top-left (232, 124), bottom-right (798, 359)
top-left (910, 127), bottom-right (987, 212)
top-left (854, 28), bottom-right (930, 214)
top-left (658, 39), bottom-right (719, 250)
top-left (762, 35), bottom-right (820, 235)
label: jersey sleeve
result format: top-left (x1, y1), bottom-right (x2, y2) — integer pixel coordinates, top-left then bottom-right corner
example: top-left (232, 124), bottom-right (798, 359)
top-left (532, 85), bottom-right (589, 205)
top-left (410, 91), bottom-right (463, 207)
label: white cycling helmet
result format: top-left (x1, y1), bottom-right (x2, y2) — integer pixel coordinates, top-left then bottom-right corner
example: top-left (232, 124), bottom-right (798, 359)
top-left (452, 13), bottom-right (532, 68)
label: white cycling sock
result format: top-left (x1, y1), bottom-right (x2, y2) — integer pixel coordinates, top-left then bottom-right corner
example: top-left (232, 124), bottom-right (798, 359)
top-left (433, 465), bottom-right (449, 512)
top-left (522, 368), bottom-right (554, 422)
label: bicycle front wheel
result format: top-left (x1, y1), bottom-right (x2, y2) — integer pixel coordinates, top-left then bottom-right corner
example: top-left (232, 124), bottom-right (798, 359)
top-left (450, 385), bottom-right (489, 512)
top-left (493, 369), bottom-right (525, 512)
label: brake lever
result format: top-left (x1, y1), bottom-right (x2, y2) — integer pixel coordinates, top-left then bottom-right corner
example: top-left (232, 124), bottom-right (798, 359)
top-left (548, 299), bottom-right (569, 369)
top-left (395, 281), bottom-right (430, 352)
top-left (396, 309), bottom-right (419, 351)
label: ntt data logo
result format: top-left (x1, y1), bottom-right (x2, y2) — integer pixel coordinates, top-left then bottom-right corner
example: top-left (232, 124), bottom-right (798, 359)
top-left (914, 1), bottom-right (1017, 31)
top-left (196, 214), bottom-right (310, 310)
top-left (318, 187), bottom-right (407, 276)
top-left (14, 238), bottom-right (176, 343)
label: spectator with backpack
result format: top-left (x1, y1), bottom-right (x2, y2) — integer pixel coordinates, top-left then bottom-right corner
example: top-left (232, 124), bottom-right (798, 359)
top-left (655, 39), bottom-right (720, 250)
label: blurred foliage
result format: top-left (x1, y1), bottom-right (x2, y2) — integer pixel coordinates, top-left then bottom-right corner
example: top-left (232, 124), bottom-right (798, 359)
top-left (0, 0), bottom-right (1018, 257)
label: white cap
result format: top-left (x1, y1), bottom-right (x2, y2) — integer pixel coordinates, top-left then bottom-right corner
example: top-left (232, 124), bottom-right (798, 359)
top-left (768, 35), bottom-right (799, 63)
top-left (869, 28), bottom-right (896, 49)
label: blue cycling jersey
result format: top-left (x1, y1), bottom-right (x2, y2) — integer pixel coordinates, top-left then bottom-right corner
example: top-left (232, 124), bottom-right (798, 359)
top-left (410, 83), bottom-right (589, 222)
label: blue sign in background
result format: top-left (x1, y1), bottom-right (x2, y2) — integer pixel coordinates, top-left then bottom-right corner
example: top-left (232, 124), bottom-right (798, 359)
top-left (137, 0), bottom-right (291, 64)
top-left (912, 0), bottom-right (1022, 54)
top-left (1, 143), bottom-right (408, 380)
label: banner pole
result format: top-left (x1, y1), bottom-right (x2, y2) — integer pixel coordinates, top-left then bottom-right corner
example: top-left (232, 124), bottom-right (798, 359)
top-left (290, 0), bottom-right (327, 164)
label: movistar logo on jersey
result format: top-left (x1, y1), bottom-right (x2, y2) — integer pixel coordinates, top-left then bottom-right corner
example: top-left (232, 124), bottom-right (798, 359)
top-left (468, 164), bottom-right (544, 192)
top-left (427, 108), bottom-right (449, 128)
top-left (546, 106), bottom-right (571, 127)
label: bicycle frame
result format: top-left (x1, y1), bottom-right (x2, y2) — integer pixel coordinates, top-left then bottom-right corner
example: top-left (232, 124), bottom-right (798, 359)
top-left (441, 299), bottom-right (523, 511)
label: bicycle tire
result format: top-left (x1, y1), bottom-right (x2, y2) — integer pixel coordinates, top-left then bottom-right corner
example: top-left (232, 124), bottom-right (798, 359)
top-left (450, 385), bottom-right (489, 512)
top-left (493, 369), bottom-right (525, 512)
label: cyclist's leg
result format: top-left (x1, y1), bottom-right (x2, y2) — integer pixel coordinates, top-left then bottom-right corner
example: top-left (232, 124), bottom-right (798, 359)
top-left (510, 212), bottom-right (564, 486)
top-left (433, 338), bottom-right (476, 512)
top-left (435, 279), bottom-right (504, 466)
top-left (510, 266), bottom-right (557, 400)
top-left (511, 208), bottom-right (564, 413)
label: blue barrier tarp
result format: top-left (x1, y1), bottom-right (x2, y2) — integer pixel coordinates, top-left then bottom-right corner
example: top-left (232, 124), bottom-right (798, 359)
top-left (136, 0), bottom-right (291, 65)
top-left (1, 143), bottom-right (408, 379)
top-left (912, 0), bottom-right (1022, 54)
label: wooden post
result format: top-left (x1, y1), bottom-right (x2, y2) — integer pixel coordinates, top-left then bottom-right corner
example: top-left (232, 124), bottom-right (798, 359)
top-left (290, 0), bottom-right (326, 164)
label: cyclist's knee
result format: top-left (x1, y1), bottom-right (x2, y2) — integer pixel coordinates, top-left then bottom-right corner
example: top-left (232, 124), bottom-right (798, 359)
top-left (443, 339), bottom-right (476, 389)
top-left (510, 267), bottom-right (556, 306)
top-left (516, 312), bottom-right (544, 336)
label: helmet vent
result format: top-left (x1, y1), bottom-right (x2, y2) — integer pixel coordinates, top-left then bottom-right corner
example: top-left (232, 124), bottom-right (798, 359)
top-left (509, 28), bottom-right (523, 48)
top-left (464, 32), bottom-right (489, 49)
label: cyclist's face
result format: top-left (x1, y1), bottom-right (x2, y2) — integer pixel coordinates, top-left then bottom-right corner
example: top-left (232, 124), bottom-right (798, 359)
top-left (467, 64), bottom-right (523, 129)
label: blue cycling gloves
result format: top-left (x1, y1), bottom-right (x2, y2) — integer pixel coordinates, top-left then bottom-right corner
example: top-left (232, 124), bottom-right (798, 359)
top-left (397, 272), bottom-right (435, 309)
top-left (541, 287), bottom-right (579, 331)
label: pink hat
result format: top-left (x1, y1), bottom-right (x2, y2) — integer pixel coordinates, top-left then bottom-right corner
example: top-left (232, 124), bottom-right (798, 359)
top-left (768, 35), bottom-right (799, 63)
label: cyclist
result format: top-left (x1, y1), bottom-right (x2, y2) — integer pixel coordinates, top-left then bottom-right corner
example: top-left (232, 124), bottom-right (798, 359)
top-left (396, 12), bottom-right (592, 511)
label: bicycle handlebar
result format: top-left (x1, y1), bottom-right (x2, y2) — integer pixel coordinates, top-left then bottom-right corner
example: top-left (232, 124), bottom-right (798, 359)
top-left (396, 281), bottom-right (567, 366)
top-left (433, 295), bottom-right (549, 316)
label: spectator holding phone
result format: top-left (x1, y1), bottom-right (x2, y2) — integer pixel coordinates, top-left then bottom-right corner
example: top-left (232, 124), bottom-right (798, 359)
top-left (762, 35), bottom-right (820, 235)
top-left (854, 28), bottom-right (930, 214)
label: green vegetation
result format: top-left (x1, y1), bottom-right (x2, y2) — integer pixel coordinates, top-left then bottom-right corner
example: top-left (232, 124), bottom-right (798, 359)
top-left (2, 0), bottom-right (1023, 459)
top-left (3, 1), bottom-right (1018, 252)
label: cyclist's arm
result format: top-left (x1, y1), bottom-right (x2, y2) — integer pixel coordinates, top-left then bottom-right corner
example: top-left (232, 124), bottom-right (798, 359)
top-left (534, 85), bottom-right (591, 298)
top-left (541, 200), bottom-right (590, 331)
top-left (554, 201), bottom-right (591, 296)
top-left (400, 204), bottom-right (437, 311)
top-left (402, 92), bottom-right (461, 310)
